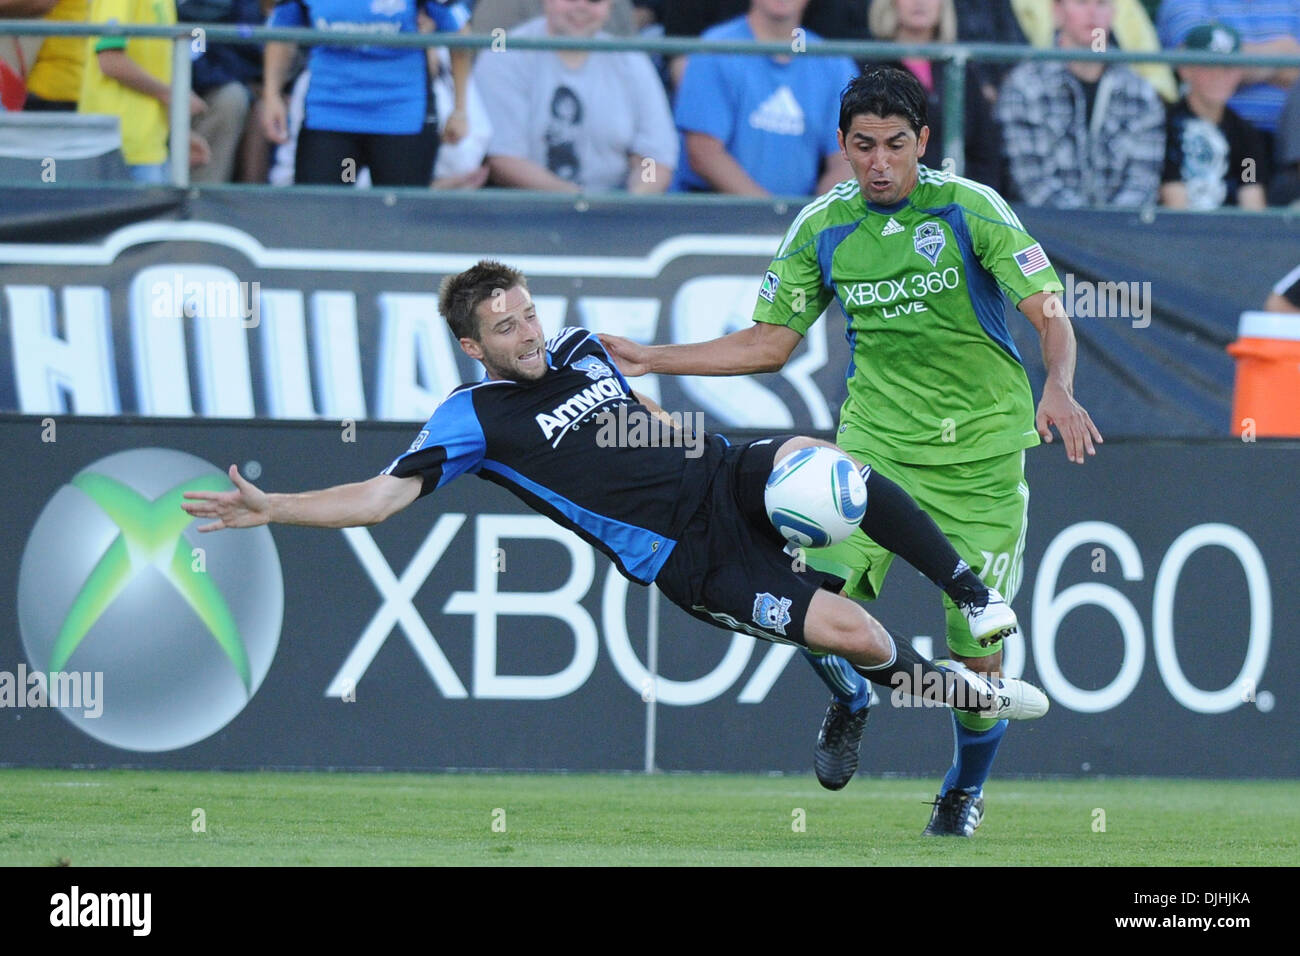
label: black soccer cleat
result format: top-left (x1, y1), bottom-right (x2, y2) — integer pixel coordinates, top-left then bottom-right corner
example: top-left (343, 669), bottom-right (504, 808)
top-left (814, 699), bottom-right (870, 791)
top-left (921, 789), bottom-right (985, 837)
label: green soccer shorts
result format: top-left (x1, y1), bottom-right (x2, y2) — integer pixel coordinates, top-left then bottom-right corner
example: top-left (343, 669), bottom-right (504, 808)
top-left (805, 448), bottom-right (1030, 660)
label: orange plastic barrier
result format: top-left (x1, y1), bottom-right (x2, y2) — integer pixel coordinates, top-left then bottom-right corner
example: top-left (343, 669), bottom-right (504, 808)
top-left (1228, 312), bottom-right (1300, 437)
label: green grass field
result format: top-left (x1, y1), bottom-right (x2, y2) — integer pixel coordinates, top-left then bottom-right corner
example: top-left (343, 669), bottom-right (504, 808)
top-left (2, 769), bottom-right (1296, 866)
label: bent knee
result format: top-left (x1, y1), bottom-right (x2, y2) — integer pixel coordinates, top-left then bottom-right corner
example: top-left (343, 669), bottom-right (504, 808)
top-left (805, 593), bottom-right (891, 662)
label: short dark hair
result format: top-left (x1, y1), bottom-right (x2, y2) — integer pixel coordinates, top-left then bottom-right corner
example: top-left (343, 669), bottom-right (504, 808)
top-left (839, 66), bottom-right (928, 137)
top-left (438, 260), bottom-right (528, 341)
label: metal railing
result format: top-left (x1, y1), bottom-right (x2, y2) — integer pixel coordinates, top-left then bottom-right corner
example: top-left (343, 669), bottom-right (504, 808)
top-left (3, 18), bottom-right (1299, 190)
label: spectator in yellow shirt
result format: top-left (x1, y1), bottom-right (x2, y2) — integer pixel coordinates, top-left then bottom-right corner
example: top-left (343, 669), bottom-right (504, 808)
top-left (78, 0), bottom-right (209, 181)
top-left (24, 0), bottom-right (88, 110)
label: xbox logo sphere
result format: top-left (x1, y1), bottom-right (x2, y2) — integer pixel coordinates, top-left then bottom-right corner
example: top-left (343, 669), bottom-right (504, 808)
top-left (18, 448), bottom-right (283, 752)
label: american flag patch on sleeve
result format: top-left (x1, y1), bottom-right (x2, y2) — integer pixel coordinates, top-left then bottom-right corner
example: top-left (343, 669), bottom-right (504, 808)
top-left (1013, 243), bottom-right (1051, 276)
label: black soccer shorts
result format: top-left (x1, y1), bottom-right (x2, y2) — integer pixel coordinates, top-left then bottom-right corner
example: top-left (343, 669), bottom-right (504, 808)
top-left (654, 435), bottom-right (846, 647)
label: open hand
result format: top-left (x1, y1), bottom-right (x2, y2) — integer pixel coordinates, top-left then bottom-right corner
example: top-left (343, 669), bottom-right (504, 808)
top-left (1036, 383), bottom-right (1103, 464)
top-left (181, 464), bottom-right (271, 532)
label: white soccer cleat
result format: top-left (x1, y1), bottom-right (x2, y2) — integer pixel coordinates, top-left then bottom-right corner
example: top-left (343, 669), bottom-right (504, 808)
top-left (957, 587), bottom-right (1019, 648)
top-left (980, 675), bottom-right (1050, 720)
top-left (934, 659), bottom-right (1049, 720)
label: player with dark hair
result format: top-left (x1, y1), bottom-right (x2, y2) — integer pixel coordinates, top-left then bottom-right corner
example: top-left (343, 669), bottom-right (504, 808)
top-left (603, 66), bottom-right (1100, 836)
top-left (183, 260), bottom-right (1048, 743)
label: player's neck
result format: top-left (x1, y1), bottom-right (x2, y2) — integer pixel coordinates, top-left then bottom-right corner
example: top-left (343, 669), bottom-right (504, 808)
top-left (897, 167), bottom-right (921, 201)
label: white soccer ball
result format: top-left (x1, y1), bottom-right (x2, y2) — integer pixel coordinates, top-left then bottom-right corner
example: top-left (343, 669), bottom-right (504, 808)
top-left (764, 446), bottom-right (868, 549)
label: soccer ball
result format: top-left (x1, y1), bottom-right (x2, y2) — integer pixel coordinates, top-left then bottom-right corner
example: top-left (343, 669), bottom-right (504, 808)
top-left (764, 446), bottom-right (868, 549)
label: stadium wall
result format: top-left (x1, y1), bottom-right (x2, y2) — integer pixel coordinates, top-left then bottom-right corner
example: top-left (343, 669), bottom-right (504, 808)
top-left (2, 187), bottom-right (1298, 438)
top-left (1, 416), bottom-right (1295, 777)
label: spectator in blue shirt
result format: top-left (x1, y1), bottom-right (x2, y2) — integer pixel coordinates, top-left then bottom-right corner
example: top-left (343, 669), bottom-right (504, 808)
top-left (672, 0), bottom-right (857, 196)
top-left (261, 0), bottom-right (473, 187)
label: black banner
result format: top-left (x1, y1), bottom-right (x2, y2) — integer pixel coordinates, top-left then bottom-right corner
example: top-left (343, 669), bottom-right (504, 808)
top-left (1, 415), bottom-right (1295, 776)
top-left (2, 188), bottom-right (1296, 439)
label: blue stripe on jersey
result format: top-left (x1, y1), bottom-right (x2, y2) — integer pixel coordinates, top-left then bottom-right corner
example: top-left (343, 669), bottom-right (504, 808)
top-left (383, 385), bottom-right (489, 491)
top-left (814, 221), bottom-right (863, 383)
top-left (933, 205), bottom-right (1024, 365)
top-left (815, 222), bottom-right (859, 303)
top-left (478, 459), bottom-right (676, 584)
top-left (425, 387), bottom-right (489, 489)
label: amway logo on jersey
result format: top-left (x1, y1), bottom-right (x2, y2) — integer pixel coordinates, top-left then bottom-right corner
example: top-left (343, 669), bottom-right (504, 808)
top-left (0, 222), bottom-right (835, 430)
top-left (536, 378), bottom-right (625, 443)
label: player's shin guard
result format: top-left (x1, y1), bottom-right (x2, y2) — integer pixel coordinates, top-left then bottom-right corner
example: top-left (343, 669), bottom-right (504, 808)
top-left (941, 713), bottom-right (1008, 797)
top-left (857, 465), bottom-right (987, 606)
top-left (801, 649), bottom-right (870, 711)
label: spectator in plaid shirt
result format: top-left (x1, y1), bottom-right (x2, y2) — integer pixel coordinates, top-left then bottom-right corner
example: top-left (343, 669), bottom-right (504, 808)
top-left (997, 0), bottom-right (1165, 207)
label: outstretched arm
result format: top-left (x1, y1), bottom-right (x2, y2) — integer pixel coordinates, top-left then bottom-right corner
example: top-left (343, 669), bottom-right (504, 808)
top-left (182, 465), bottom-right (422, 532)
top-left (600, 322), bottom-right (803, 378)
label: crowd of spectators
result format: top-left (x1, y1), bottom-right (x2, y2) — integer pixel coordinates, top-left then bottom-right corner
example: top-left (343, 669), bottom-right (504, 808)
top-left (1, 0), bottom-right (1299, 208)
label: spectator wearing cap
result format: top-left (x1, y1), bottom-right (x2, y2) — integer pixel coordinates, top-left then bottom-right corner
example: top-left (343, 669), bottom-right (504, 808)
top-left (671, 0), bottom-right (856, 196)
top-left (998, 0), bottom-right (1165, 208)
top-left (1157, 0), bottom-right (1300, 144)
top-left (1162, 23), bottom-right (1269, 210)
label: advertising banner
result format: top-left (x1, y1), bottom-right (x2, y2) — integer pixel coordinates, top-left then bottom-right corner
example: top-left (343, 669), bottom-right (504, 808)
top-left (2, 416), bottom-right (1294, 777)
top-left (3, 188), bottom-right (1296, 438)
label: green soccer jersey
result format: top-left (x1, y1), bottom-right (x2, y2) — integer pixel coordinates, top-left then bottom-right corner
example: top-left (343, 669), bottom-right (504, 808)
top-left (754, 166), bottom-right (1064, 465)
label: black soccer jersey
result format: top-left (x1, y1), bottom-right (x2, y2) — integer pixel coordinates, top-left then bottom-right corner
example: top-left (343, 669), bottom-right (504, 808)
top-left (382, 327), bottom-right (724, 584)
